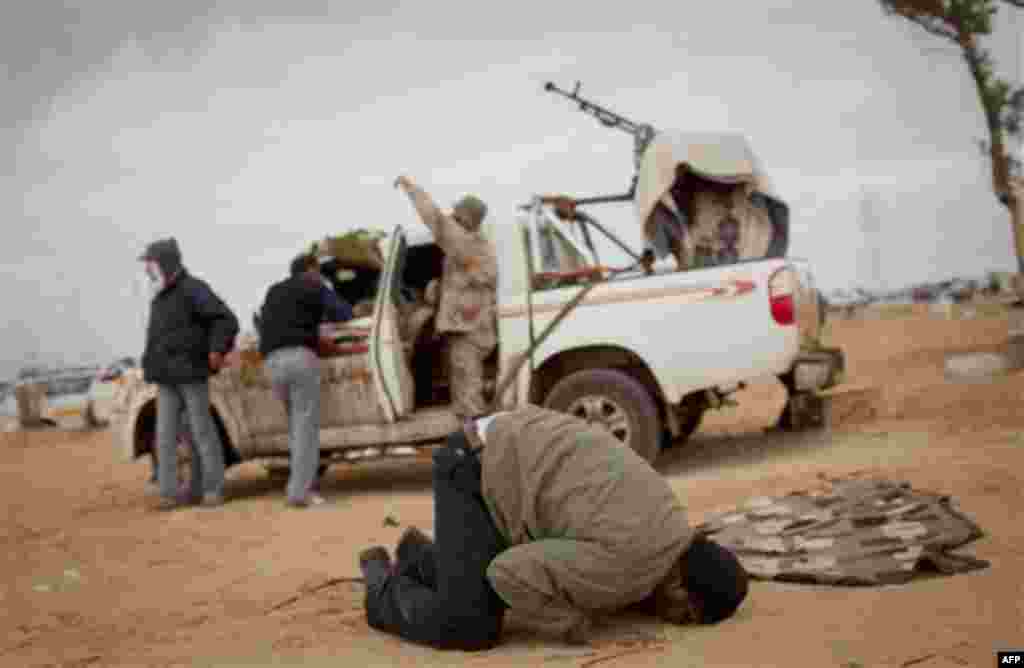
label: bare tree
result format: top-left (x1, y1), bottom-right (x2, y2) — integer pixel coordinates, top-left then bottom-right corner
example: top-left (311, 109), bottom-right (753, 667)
top-left (878, 0), bottom-right (1024, 277)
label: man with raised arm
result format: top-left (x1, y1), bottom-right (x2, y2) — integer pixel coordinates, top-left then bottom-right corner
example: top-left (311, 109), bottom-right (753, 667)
top-left (394, 176), bottom-right (498, 420)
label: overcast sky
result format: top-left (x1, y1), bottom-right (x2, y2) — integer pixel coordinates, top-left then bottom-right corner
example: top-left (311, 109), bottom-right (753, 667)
top-left (2, 0), bottom-right (1023, 377)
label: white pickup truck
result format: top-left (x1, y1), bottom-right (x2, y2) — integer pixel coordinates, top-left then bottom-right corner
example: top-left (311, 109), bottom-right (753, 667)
top-left (111, 132), bottom-right (843, 482)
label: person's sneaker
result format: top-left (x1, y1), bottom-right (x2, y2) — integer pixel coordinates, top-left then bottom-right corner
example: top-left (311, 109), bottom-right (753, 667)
top-left (396, 526), bottom-right (432, 567)
top-left (286, 493), bottom-right (326, 509)
top-left (200, 492), bottom-right (225, 508)
top-left (177, 490), bottom-right (202, 506)
top-left (359, 546), bottom-right (392, 590)
top-left (156, 497), bottom-right (179, 512)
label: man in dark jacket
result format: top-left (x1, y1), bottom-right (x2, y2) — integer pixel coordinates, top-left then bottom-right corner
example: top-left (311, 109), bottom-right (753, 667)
top-left (259, 254), bottom-right (353, 508)
top-left (359, 406), bottom-right (749, 651)
top-left (139, 238), bottom-right (239, 510)
top-left (255, 260), bottom-right (353, 335)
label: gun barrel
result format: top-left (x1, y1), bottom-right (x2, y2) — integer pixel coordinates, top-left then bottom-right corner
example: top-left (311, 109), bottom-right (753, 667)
top-left (543, 81), bottom-right (573, 98)
top-left (543, 80), bottom-right (643, 133)
top-left (542, 79), bottom-right (657, 186)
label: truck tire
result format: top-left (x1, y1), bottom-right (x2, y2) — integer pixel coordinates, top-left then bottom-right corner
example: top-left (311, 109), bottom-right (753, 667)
top-left (543, 368), bottom-right (661, 465)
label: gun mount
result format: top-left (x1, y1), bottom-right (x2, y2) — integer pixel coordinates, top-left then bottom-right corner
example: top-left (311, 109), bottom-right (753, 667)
top-left (543, 80), bottom-right (657, 201)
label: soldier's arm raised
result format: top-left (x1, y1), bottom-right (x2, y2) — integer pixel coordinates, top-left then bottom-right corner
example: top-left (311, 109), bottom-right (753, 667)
top-left (395, 176), bottom-right (447, 243)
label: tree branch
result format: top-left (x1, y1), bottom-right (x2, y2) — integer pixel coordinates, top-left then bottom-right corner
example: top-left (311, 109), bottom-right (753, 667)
top-left (880, 1), bottom-right (961, 40)
top-left (961, 42), bottom-right (1013, 198)
top-left (906, 14), bottom-right (961, 39)
top-left (881, 0), bottom-right (1020, 210)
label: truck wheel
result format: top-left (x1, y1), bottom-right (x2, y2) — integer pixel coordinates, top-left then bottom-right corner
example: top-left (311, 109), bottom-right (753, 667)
top-left (543, 368), bottom-right (661, 465)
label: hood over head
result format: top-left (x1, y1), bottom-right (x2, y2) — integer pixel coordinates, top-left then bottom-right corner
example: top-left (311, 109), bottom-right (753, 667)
top-left (138, 237), bottom-right (184, 278)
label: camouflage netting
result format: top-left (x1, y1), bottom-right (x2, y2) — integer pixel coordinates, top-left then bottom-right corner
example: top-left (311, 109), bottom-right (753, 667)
top-left (696, 476), bottom-right (990, 586)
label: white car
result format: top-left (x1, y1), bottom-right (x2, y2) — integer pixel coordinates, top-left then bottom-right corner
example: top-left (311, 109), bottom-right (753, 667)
top-left (6, 368), bottom-right (96, 427)
top-left (85, 358), bottom-right (137, 428)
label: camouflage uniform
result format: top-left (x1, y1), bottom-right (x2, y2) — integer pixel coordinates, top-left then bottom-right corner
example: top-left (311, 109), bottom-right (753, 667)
top-left (480, 407), bottom-right (698, 638)
top-left (697, 476), bottom-right (989, 585)
top-left (647, 176), bottom-right (775, 270)
top-left (400, 182), bottom-right (498, 418)
top-left (686, 182), bottom-right (774, 264)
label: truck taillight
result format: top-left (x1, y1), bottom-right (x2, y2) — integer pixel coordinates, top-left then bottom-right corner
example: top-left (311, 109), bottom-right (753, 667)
top-left (769, 268), bottom-right (797, 326)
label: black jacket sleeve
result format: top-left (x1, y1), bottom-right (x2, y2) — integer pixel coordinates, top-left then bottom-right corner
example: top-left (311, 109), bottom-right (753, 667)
top-left (188, 279), bottom-right (240, 354)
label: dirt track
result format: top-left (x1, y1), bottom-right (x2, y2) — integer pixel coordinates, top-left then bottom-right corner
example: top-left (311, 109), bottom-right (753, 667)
top-left (3, 306), bottom-right (1023, 667)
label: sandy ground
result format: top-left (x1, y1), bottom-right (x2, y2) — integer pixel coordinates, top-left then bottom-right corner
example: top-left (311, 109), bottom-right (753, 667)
top-left (3, 305), bottom-right (1023, 668)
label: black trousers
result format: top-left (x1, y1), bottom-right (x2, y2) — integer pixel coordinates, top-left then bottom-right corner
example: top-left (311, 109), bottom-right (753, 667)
top-left (364, 433), bottom-right (508, 651)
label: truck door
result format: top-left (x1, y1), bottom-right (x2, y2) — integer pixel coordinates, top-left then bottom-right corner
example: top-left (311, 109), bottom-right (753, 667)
top-left (369, 226), bottom-right (415, 422)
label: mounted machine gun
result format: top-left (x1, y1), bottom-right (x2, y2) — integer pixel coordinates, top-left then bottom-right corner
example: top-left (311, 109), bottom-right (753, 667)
top-left (543, 80), bottom-right (657, 204)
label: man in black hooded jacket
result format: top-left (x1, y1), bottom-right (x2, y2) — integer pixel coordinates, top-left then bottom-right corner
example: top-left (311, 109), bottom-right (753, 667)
top-left (139, 238), bottom-right (239, 510)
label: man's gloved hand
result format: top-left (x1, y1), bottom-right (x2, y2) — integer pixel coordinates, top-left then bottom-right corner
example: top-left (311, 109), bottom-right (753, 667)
top-left (317, 337), bottom-right (346, 358)
top-left (640, 249), bottom-right (656, 275)
top-left (352, 301), bottom-right (374, 318)
top-left (550, 195), bottom-right (577, 221)
top-left (208, 352), bottom-right (225, 373)
top-left (393, 175), bottom-right (413, 191)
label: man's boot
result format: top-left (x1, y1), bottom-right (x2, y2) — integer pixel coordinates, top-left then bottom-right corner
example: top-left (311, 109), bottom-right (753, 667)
top-left (359, 546), bottom-right (392, 593)
top-left (396, 527), bottom-right (436, 587)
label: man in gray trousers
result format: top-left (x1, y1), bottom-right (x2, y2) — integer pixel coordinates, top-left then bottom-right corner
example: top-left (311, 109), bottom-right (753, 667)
top-left (139, 238), bottom-right (240, 510)
top-left (258, 254), bottom-right (353, 507)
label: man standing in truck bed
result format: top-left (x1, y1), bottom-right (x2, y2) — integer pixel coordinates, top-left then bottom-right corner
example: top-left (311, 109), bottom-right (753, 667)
top-left (394, 175), bottom-right (498, 419)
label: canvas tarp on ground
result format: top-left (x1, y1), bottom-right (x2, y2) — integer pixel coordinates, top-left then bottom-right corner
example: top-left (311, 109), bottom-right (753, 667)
top-left (696, 476), bottom-right (989, 585)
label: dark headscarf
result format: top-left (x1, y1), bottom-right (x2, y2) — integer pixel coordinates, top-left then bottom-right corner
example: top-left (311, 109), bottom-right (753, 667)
top-left (684, 534), bottom-right (750, 624)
